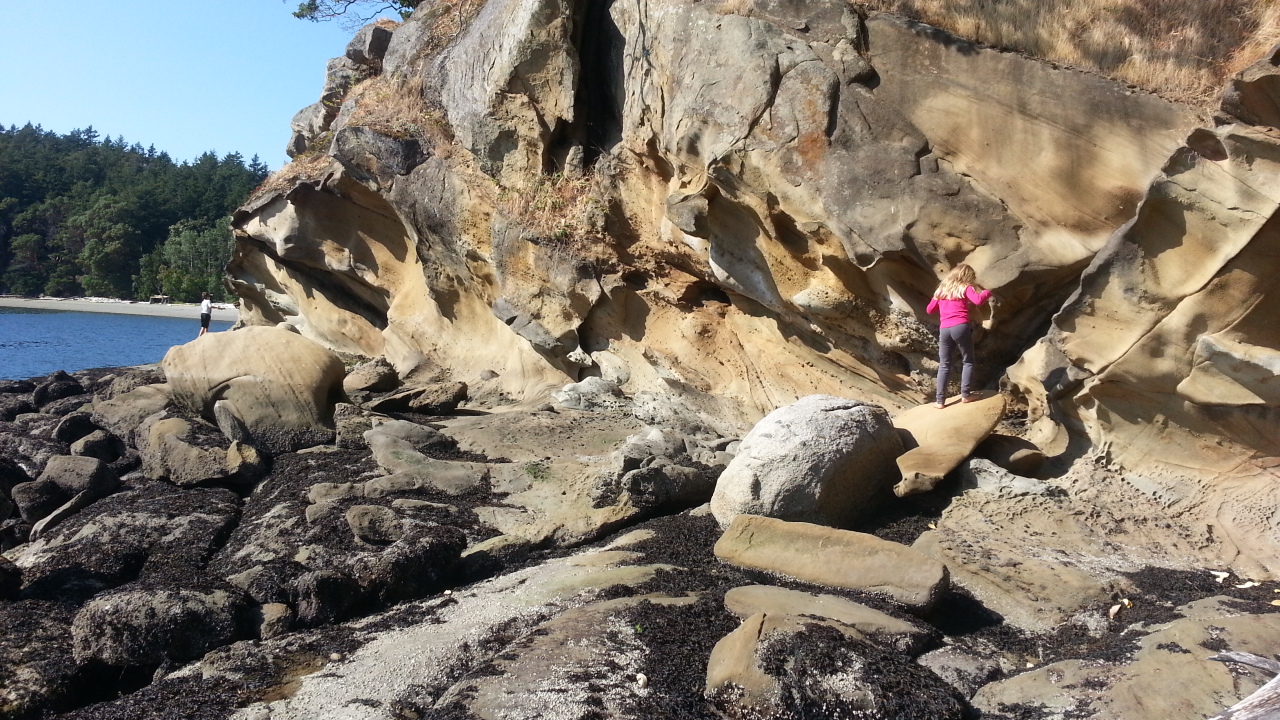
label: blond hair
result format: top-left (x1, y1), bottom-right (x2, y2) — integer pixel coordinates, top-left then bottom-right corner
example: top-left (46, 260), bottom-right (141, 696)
top-left (933, 264), bottom-right (983, 300)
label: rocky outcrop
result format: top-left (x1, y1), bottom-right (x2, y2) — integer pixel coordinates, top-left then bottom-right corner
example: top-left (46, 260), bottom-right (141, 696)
top-left (161, 326), bottom-right (346, 453)
top-left (1006, 58), bottom-right (1280, 576)
top-left (230, 1), bottom-right (1200, 426)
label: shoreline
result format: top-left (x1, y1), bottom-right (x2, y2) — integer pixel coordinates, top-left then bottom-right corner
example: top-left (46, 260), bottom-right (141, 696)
top-left (0, 296), bottom-right (239, 322)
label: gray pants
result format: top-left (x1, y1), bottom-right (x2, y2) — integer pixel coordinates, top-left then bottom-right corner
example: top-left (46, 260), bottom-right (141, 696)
top-left (937, 324), bottom-right (975, 403)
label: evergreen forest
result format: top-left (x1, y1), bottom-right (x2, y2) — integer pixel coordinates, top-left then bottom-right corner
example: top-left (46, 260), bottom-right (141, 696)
top-left (0, 124), bottom-right (269, 302)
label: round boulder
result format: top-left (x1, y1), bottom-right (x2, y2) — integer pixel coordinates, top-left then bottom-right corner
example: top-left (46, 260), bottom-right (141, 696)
top-left (71, 583), bottom-right (249, 668)
top-left (37, 455), bottom-right (119, 498)
top-left (162, 326), bottom-right (346, 453)
top-left (346, 505), bottom-right (403, 544)
top-left (710, 395), bottom-right (903, 529)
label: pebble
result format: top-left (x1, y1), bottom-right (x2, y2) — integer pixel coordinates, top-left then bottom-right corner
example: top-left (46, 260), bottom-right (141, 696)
top-left (330, 653), bottom-right (343, 661)
top-left (636, 673), bottom-right (648, 689)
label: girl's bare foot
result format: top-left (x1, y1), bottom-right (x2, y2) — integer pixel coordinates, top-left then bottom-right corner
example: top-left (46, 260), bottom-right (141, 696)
top-left (934, 402), bottom-right (946, 409)
top-left (961, 394), bottom-right (980, 403)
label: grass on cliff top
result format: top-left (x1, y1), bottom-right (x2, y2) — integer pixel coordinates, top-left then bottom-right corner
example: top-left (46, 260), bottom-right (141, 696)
top-left (345, 75), bottom-right (454, 149)
top-left (857, 0), bottom-right (1280, 106)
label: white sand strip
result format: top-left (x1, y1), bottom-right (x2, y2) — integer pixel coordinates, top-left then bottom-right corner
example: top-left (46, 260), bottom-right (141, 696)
top-left (0, 296), bottom-right (239, 322)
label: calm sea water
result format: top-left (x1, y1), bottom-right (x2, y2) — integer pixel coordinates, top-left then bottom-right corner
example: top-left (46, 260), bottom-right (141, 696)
top-left (0, 307), bottom-right (233, 380)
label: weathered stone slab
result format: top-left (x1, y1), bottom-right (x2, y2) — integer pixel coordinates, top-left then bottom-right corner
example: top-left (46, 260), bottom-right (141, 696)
top-left (893, 393), bottom-right (1005, 497)
top-left (714, 514), bottom-right (949, 610)
top-left (706, 611), bottom-right (966, 719)
top-left (724, 584), bottom-right (931, 653)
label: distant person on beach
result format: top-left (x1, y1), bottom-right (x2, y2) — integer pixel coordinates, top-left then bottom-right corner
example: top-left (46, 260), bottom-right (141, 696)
top-left (926, 263), bottom-right (991, 409)
top-left (198, 292), bottom-right (212, 337)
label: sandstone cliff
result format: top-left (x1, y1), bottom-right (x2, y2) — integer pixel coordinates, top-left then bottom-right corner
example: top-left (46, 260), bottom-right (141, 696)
top-left (230, 0), bottom-right (1278, 577)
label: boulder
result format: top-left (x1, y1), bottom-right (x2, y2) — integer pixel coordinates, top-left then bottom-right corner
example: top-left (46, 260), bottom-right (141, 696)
top-left (292, 570), bottom-right (361, 627)
top-left (346, 22), bottom-right (393, 66)
top-left (71, 582), bottom-right (250, 668)
top-left (345, 504), bottom-right (403, 544)
top-left (552, 377), bottom-right (629, 412)
top-left (37, 454), bottom-right (119, 498)
top-left (342, 357), bottom-right (400, 394)
top-left (0, 601), bottom-right (78, 718)
top-left (32, 371), bottom-right (84, 407)
top-left (331, 127), bottom-right (426, 184)
top-left (365, 381), bottom-right (467, 415)
top-left (102, 365), bottom-right (165, 400)
top-left (710, 395), bottom-right (903, 529)
top-left (255, 602), bottom-right (293, 640)
top-left (367, 418), bottom-right (453, 452)
top-left (892, 393), bottom-right (1005, 497)
top-left (0, 491), bottom-right (11, 524)
top-left (365, 429), bottom-right (488, 496)
top-left (290, 101), bottom-right (332, 139)
top-left (140, 416), bottom-right (246, 487)
top-left (11, 484), bottom-right (241, 601)
top-left (322, 56), bottom-right (365, 107)
top-left (51, 412), bottom-right (99, 443)
top-left (714, 514), bottom-right (949, 611)
top-left (1220, 43), bottom-right (1280, 129)
top-left (162, 326), bottom-right (346, 453)
top-left (344, 523), bottom-right (467, 605)
top-left (38, 394), bottom-right (94, 416)
top-left (69, 429), bottom-right (119, 462)
top-left (91, 383), bottom-right (172, 444)
top-left (0, 393), bottom-right (34, 421)
top-left (10, 480), bottom-right (69, 525)
top-left (333, 402), bottom-right (373, 449)
top-left (724, 584), bottom-right (932, 654)
top-left (707, 614), bottom-right (967, 719)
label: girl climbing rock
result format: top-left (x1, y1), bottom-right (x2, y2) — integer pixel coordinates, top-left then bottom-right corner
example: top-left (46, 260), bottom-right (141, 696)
top-left (926, 263), bottom-right (991, 408)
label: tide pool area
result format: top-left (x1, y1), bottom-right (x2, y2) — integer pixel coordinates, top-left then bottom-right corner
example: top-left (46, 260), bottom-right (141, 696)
top-left (0, 305), bottom-right (233, 379)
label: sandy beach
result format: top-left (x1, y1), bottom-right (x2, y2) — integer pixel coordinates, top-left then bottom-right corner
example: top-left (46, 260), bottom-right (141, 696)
top-left (0, 296), bottom-right (239, 322)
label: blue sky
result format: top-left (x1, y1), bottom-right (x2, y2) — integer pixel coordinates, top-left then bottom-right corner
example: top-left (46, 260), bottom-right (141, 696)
top-left (0, 0), bottom-right (396, 169)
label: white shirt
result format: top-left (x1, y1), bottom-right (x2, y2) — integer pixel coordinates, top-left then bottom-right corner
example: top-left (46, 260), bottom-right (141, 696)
top-left (201, 299), bottom-right (212, 314)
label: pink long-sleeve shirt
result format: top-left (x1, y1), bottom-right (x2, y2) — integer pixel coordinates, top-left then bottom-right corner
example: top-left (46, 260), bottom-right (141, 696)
top-left (926, 286), bottom-right (991, 328)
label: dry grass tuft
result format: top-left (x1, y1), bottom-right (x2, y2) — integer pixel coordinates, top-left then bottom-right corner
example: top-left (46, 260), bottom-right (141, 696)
top-left (345, 75), bottom-right (453, 153)
top-left (492, 172), bottom-right (610, 284)
top-left (414, 0), bottom-right (487, 60)
top-left (497, 172), bottom-right (607, 245)
top-left (249, 151), bottom-right (337, 202)
top-left (857, 0), bottom-right (1280, 106)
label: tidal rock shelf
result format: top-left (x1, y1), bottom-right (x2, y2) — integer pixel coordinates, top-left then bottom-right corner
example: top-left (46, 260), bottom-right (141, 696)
top-left (1, 361), bottom-right (1278, 720)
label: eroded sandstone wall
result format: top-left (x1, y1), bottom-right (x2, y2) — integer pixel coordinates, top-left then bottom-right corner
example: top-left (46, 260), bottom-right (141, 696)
top-left (1008, 47), bottom-right (1280, 577)
top-left (231, 0), bottom-right (1199, 428)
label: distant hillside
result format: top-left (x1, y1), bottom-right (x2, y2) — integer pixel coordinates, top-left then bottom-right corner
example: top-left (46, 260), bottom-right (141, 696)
top-left (0, 125), bottom-right (268, 302)
top-left (860, 0), bottom-right (1280, 105)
